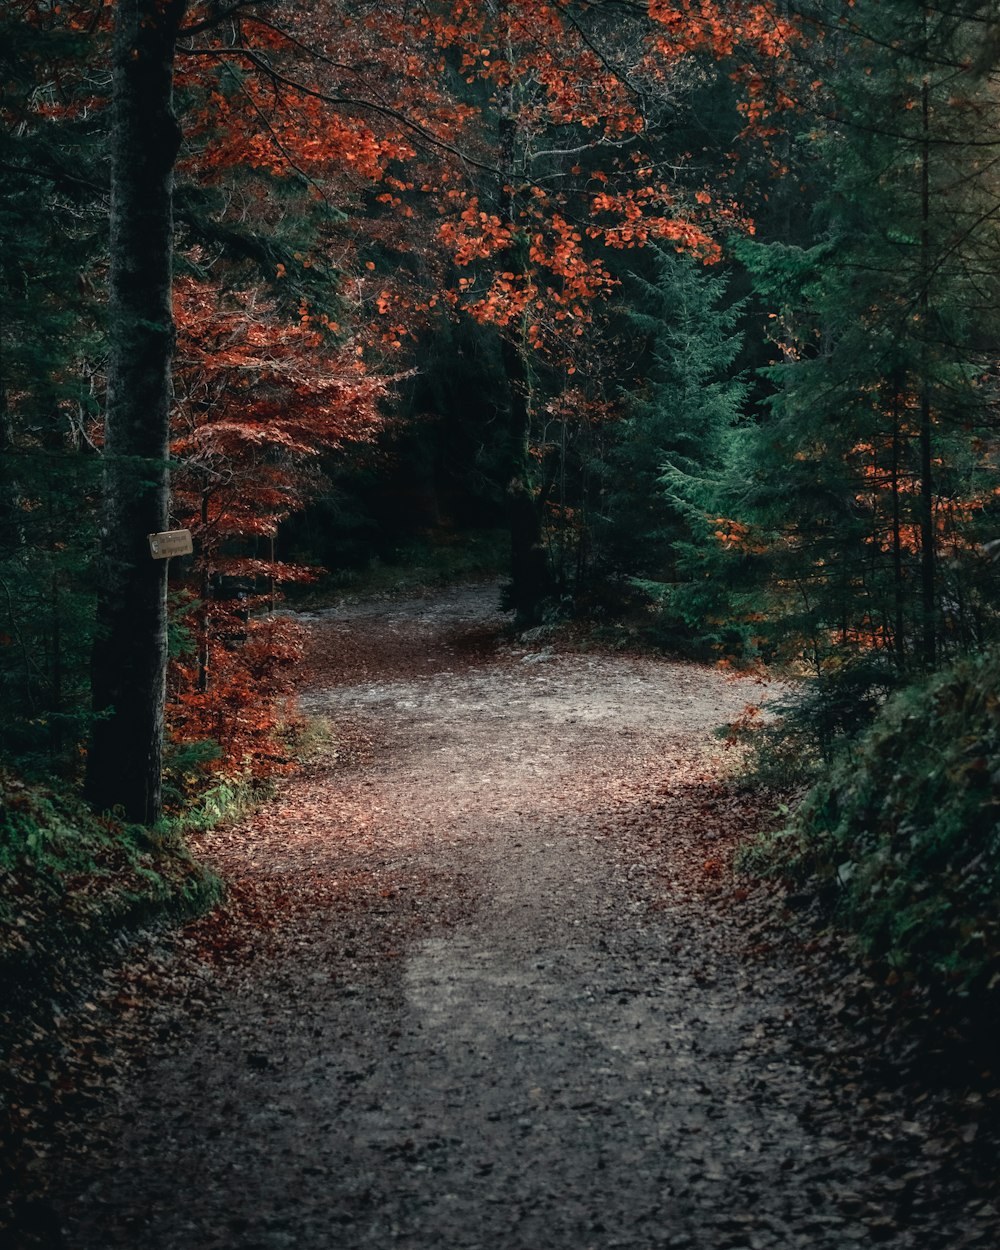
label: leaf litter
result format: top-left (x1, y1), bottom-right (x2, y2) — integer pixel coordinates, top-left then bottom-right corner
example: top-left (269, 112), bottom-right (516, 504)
top-left (4, 582), bottom-right (999, 1249)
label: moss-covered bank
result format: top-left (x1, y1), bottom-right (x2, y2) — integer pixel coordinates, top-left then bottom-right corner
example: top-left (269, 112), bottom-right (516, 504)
top-left (742, 651), bottom-right (1000, 1018)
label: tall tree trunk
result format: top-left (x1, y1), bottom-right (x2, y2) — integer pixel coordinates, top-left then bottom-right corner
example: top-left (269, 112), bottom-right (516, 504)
top-left (889, 395), bottom-right (907, 668)
top-left (501, 332), bottom-right (550, 625)
top-left (197, 490), bottom-right (211, 694)
top-left (85, 0), bottom-right (187, 823)
top-left (917, 52), bottom-right (936, 668)
top-left (497, 0), bottom-right (551, 625)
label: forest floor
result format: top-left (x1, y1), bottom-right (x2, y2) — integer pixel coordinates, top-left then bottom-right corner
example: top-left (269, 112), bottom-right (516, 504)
top-left (9, 582), bottom-right (1000, 1249)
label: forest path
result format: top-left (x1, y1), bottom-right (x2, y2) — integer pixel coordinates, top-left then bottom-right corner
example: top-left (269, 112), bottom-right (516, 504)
top-left (51, 584), bottom-right (970, 1249)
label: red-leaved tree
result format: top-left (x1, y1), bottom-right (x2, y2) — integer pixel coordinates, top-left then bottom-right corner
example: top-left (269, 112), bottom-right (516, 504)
top-left (166, 272), bottom-right (391, 779)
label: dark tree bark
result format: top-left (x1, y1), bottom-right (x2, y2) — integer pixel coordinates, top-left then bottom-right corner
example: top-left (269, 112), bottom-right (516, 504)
top-left (496, 0), bottom-right (552, 626)
top-left (501, 334), bottom-right (551, 626)
top-left (916, 64), bottom-right (936, 669)
top-left (888, 380), bottom-right (907, 667)
top-left (85, 0), bottom-right (188, 823)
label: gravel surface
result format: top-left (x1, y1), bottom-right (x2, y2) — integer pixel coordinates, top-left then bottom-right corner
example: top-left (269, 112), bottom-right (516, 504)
top-left (38, 584), bottom-right (1000, 1249)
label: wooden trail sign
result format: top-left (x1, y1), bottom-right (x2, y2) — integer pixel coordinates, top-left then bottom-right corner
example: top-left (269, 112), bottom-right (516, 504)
top-left (148, 529), bottom-right (193, 559)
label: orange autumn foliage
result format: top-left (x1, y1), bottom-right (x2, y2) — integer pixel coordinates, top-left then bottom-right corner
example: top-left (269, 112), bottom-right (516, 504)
top-left (170, 273), bottom-right (388, 544)
top-left (413, 0), bottom-right (797, 360)
top-left (169, 614), bottom-right (307, 779)
top-left (180, 1), bottom-right (797, 366)
top-left (165, 274), bottom-right (394, 776)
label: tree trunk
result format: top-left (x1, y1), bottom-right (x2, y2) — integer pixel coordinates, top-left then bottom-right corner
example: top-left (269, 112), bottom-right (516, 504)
top-left (497, 0), bottom-right (551, 626)
top-left (888, 376), bottom-right (907, 667)
top-left (85, 0), bottom-right (187, 823)
top-left (197, 490), bottom-right (211, 694)
top-left (501, 333), bottom-right (550, 625)
top-left (917, 57), bottom-right (936, 668)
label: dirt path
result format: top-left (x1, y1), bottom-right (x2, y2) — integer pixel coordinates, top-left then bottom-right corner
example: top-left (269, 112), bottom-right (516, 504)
top-left (43, 585), bottom-right (995, 1249)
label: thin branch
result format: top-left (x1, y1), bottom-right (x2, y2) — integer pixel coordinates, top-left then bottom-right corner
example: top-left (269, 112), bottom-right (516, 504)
top-left (179, 0), bottom-right (269, 39)
top-left (222, 62), bottom-right (335, 210)
top-left (183, 41), bottom-right (502, 177)
top-left (529, 134), bottom-right (640, 163)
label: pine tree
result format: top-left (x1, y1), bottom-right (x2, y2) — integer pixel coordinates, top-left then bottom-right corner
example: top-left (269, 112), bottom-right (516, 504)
top-left (600, 247), bottom-right (747, 594)
top-left (734, 0), bottom-right (1000, 704)
top-left (0, 5), bottom-right (107, 773)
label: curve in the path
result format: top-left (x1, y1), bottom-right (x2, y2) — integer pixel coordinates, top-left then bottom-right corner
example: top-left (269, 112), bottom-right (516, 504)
top-left (51, 585), bottom-right (968, 1250)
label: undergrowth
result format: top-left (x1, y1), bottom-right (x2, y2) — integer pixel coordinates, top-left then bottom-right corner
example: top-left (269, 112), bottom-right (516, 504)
top-left (722, 657), bottom-right (901, 792)
top-left (0, 768), bottom-right (221, 1023)
top-left (0, 768), bottom-right (221, 1234)
top-left (739, 649), bottom-right (1000, 1018)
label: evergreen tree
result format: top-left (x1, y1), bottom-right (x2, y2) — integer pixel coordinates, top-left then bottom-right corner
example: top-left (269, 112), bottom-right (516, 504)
top-left (734, 0), bottom-right (1000, 708)
top-left (0, 6), bottom-right (106, 773)
top-left (599, 247), bottom-right (747, 594)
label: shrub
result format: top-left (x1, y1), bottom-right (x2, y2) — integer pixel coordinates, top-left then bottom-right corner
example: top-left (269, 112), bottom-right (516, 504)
top-left (741, 650), bottom-right (1000, 1000)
